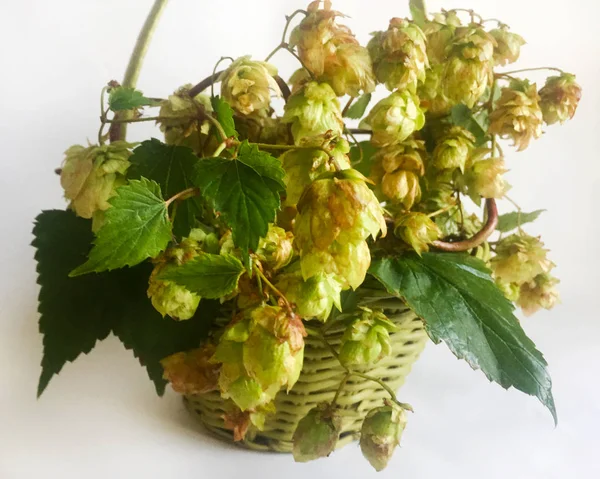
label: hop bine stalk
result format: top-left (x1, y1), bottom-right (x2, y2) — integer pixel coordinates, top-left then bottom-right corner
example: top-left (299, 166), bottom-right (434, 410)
top-left (111, 0), bottom-right (169, 142)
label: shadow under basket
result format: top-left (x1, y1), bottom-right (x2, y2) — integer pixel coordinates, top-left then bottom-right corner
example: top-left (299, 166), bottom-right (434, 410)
top-left (184, 306), bottom-right (428, 453)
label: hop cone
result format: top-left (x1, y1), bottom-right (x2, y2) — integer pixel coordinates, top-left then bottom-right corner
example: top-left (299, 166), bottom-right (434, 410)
top-left (289, 1), bottom-right (375, 96)
top-left (219, 56), bottom-right (281, 116)
top-left (517, 273), bottom-right (560, 316)
top-left (422, 11), bottom-right (462, 64)
top-left (360, 402), bottom-right (408, 471)
top-left (489, 27), bottom-right (525, 66)
top-left (300, 239), bottom-right (371, 290)
top-left (442, 26), bottom-right (496, 108)
top-left (294, 169), bottom-right (387, 251)
top-left (276, 268), bottom-right (343, 322)
top-left (161, 344), bottom-right (220, 395)
top-left (368, 17), bottom-right (428, 92)
top-left (491, 234), bottom-right (553, 285)
top-left (158, 86), bottom-right (214, 154)
top-left (539, 73), bottom-right (582, 125)
top-left (292, 403), bottom-right (341, 462)
top-left (147, 231), bottom-right (215, 320)
top-left (282, 81), bottom-right (344, 144)
top-left (280, 135), bottom-right (351, 206)
top-left (432, 126), bottom-right (475, 172)
top-left (255, 225), bottom-right (294, 271)
top-left (464, 155), bottom-right (510, 200)
top-left (60, 141), bottom-right (133, 220)
top-left (213, 306), bottom-right (306, 411)
top-left (394, 212), bottom-right (441, 255)
top-left (361, 90), bottom-right (425, 147)
top-left (418, 64), bottom-right (452, 114)
top-left (339, 309), bottom-right (396, 367)
top-left (489, 81), bottom-right (543, 151)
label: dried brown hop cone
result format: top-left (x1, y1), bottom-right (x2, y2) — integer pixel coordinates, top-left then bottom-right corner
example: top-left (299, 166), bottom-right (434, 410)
top-left (161, 344), bottom-right (220, 395)
top-left (539, 73), bottom-right (582, 125)
top-left (489, 80), bottom-right (543, 151)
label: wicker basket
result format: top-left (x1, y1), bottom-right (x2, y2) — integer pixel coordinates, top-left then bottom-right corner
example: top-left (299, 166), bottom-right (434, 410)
top-left (184, 300), bottom-right (428, 452)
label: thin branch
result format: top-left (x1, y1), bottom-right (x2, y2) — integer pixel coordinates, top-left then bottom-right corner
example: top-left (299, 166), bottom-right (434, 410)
top-left (254, 266), bottom-right (292, 310)
top-left (188, 71), bottom-right (223, 98)
top-left (432, 198), bottom-right (499, 252)
top-left (347, 128), bottom-right (373, 135)
top-left (114, 0), bottom-right (169, 142)
top-left (164, 187), bottom-right (200, 208)
top-left (496, 66), bottom-right (563, 77)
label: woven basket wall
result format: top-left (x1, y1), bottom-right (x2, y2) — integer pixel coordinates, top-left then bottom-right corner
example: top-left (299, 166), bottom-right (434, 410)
top-left (184, 299), bottom-right (428, 453)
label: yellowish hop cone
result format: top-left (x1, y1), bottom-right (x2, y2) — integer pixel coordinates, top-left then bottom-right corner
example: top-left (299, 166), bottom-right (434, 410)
top-left (394, 212), bottom-right (441, 255)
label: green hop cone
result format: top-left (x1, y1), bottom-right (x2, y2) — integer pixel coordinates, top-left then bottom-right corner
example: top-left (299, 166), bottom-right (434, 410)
top-left (218, 56), bottom-right (281, 116)
top-left (489, 27), bottom-right (526, 66)
top-left (60, 141), bottom-right (133, 220)
top-left (213, 306), bottom-right (306, 411)
top-left (371, 139), bottom-right (425, 208)
top-left (394, 212), bottom-right (441, 255)
top-left (442, 56), bottom-right (492, 108)
top-left (339, 308), bottom-right (396, 367)
top-left (489, 80), bottom-right (543, 151)
top-left (289, 1), bottom-right (375, 97)
top-left (147, 230), bottom-right (214, 320)
top-left (282, 81), bottom-right (344, 144)
top-left (418, 64), bottom-right (452, 114)
top-left (321, 42), bottom-right (376, 97)
top-left (381, 170), bottom-right (422, 209)
top-left (517, 273), bottom-right (560, 316)
top-left (360, 401), bottom-right (408, 471)
top-left (276, 268), bottom-right (343, 322)
top-left (161, 344), bottom-right (220, 395)
top-left (255, 225), bottom-right (294, 271)
top-left (496, 278), bottom-right (521, 303)
top-left (361, 90), bottom-right (425, 147)
top-left (539, 73), bottom-right (582, 125)
top-left (280, 135), bottom-right (351, 206)
top-left (158, 85), bottom-right (214, 154)
top-left (432, 126), bottom-right (475, 172)
top-left (491, 233), bottom-right (554, 285)
top-left (422, 11), bottom-right (462, 65)
top-left (294, 169), bottom-right (387, 251)
top-left (374, 139), bottom-right (426, 176)
top-left (464, 155), bottom-right (510, 201)
top-left (292, 403), bottom-right (341, 462)
top-left (368, 17), bottom-right (428, 92)
top-left (441, 25), bottom-right (496, 108)
top-left (300, 239), bottom-right (371, 290)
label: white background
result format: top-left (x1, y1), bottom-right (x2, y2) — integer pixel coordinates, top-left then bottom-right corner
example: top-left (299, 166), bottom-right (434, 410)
top-left (1, 0), bottom-right (599, 477)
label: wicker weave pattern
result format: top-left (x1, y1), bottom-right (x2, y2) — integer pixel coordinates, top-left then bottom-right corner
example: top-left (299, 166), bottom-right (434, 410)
top-left (184, 306), bottom-right (428, 452)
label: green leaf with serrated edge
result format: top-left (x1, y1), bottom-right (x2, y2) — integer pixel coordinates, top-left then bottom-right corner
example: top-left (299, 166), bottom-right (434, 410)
top-left (193, 146), bottom-right (284, 258)
top-left (497, 209), bottom-right (546, 233)
top-left (237, 140), bottom-right (286, 190)
top-left (211, 96), bottom-right (238, 139)
top-left (450, 103), bottom-right (489, 146)
top-left (33, 210), bottom-right (218, 396)
top-left (128, 139), bottom-right (201, 238)
top-left (349, 141), bottom-right (378, 177)
top-left (158, 253), bottom-right (245, 298)
top-left (344, 93), bottom-right (372, 119)
top-left (108, 86), bottom-right (156, 111)
top-left (70, 178), bottom-right (172, 276)
top-left (369, 253), bottom-right (557, 424)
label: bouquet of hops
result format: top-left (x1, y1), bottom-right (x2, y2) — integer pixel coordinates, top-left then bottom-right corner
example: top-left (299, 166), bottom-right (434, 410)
top-left (32, 0), bottom-right (580, 470)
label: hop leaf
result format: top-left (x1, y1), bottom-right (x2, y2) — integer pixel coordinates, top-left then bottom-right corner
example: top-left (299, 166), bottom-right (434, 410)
top-left (70, 178), bottom-right (172, 276)
top-left (108, 86), bottom-right (157, 111)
